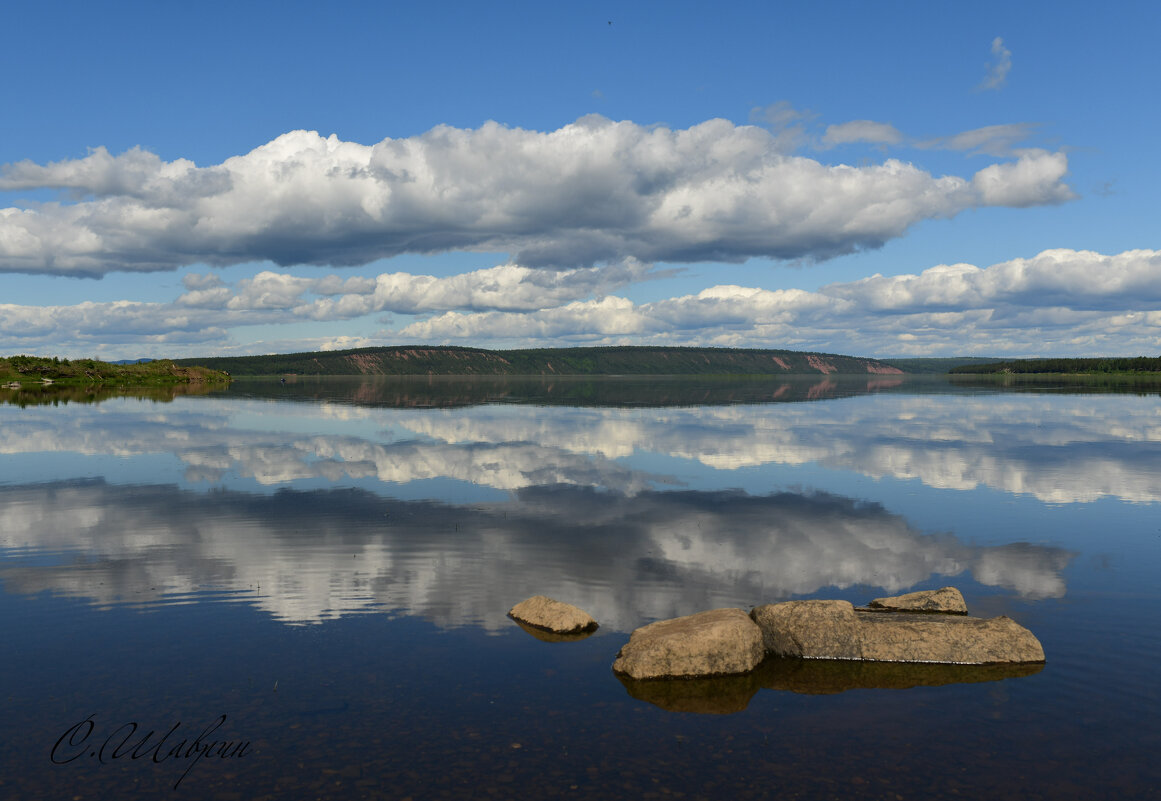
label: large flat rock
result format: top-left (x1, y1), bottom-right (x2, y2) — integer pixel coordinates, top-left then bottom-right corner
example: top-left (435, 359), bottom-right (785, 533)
top-left (750, 600), bottom-right (1044, 664)
top-left (612, 608), bottom-right (766, 680)
top-left (856, 612), bottom-right (1044, 663)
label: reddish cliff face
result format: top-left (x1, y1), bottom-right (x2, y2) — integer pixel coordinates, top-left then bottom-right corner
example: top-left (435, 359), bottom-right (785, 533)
top-left (340, 348), bottom-right (514, 374)
top-left (865, 362), bottom-right (904, 375)
top-left (806, 355), bottom-right (838, 374)
top-left (345, 352), bottom-right (382, 372)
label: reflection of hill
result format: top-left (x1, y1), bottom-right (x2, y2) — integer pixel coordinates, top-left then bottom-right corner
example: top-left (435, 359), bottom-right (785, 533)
top-left (226, 374), bottom-right (913, 409)
top-left (0, 481), bottom-right (1073, 629)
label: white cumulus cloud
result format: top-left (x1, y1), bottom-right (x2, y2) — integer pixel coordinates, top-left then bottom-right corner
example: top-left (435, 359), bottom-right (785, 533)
top-left (0, 116), bottom-right (1073, 277)
top-left (393, 249), bottom-right (1161, 355)
top-left (4, 249), bottom-right (1158, 359)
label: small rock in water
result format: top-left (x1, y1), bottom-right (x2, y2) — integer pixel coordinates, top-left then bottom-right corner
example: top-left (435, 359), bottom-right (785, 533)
top-left (867, 586), bottom-right (969, 614)
top-left (508, 595), bottom-right (598, 635)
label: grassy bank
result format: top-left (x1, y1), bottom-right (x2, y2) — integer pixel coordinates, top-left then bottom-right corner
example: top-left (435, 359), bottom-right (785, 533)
top-left (0, 356), bottom-right (231, 388)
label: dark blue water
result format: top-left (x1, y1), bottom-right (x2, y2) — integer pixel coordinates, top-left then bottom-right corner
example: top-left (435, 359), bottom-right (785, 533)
top-left (1, 376), bottom-right (1158, 800)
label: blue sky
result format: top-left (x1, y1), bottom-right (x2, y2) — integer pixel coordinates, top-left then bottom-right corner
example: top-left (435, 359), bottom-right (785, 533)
top-left (2, 0), bottom-right (1159, 360)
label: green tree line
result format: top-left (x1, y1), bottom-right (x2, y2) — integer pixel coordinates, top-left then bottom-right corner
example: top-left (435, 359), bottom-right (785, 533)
top-left (950, 357), bottom-right (1161, 374)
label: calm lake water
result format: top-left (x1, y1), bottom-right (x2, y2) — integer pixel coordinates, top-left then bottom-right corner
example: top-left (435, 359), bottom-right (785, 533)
top-left (1, 375), bottom-right (1159, 800)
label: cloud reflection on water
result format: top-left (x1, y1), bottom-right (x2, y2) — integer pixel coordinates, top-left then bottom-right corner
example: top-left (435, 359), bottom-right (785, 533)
top-left (396, 395), bottom-right (1161, 503)
top-left (0, 480), bottom-right (1072, 629)
top-left (3, 389), bottom-right (1161, 503)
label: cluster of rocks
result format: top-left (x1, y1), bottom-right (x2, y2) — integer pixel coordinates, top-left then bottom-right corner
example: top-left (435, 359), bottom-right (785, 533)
top-left (509, 587), bottom-right (1044, 684)
top-left (615, 587), bottom-right (1044, 680)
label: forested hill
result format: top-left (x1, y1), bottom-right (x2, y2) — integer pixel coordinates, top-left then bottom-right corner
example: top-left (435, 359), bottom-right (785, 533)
top-left (173, 346), bottom-right (906, 377)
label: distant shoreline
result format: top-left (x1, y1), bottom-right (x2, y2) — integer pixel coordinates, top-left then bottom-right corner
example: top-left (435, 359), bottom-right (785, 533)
top-left (949, 357), bottom-right (1161, 375)
top-left (8, 349), bottom-right (1156, 384)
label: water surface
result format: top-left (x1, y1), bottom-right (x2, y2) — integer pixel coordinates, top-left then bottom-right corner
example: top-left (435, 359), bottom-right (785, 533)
top-left (1, 376), bottom-right (1158, 799)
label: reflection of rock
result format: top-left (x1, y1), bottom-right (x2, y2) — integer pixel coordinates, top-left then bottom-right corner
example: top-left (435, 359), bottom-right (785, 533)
top-left (508, 596), bottom-right (597, 635)
top-left (867, 586), bottom-right (967, 614)
top-left (750, 599), bottom-right (1044, 664)
top-left (620, 657), bottom-right (1045, 713)
top-left (617, 671), bottom-right (762, 714)
top-left (760, 657), bottom-right (1043, 695)
top-left (612, 608), bottom-right (765, 679)
top-left (511, 620), bottom-right (597, 642)
top-left (617, 650), bottom-right (1044, 715)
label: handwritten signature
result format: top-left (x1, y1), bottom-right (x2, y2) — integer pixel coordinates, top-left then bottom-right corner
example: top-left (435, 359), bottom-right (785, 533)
top-left (51, 713), bottom-right (250, 790)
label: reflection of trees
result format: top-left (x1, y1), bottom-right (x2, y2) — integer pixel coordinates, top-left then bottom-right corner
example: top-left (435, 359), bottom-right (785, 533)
top-left (0, 481), bottom-right (1073, 630)
top-left (0, 382), bottom-right (222, 407)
